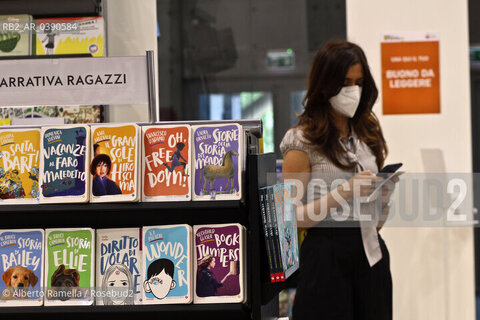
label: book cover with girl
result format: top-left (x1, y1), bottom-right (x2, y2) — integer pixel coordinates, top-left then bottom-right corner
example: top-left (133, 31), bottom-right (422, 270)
top-left (90, 124), bottom-right (140, 202)
top-left (0, 229), bottom-right (44, 306)
top-left (142, 225), bottom-right (192, 304)
top-left (192, 123), bottom-right (243, 201)
top-left (96, 228), bottom-right (142, 305)
top-left (142, 125), bottom-right (191, 201)
top-left (193, 223), bottom-right (246, 304)
top-left (0, 128), bottom-right (41, 204)
top-left (44, 228), bottom-right (94, 306)
top-left (40, 125), bottom-right (90, 203)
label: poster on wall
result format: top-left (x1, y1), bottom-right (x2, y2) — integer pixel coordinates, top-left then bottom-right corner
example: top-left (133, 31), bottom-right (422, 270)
top-left (381, 32), bottom-right (440, 114)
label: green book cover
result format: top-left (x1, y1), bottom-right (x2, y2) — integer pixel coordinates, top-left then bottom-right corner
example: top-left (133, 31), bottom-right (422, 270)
top-left (0, 15), bottom-right (33, 56)
top-left (44, 228), bottom-right (94, 306)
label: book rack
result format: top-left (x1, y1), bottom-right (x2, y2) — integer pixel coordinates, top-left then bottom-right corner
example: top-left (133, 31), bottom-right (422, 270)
top-left (0, 153), bottom-right (290, 320)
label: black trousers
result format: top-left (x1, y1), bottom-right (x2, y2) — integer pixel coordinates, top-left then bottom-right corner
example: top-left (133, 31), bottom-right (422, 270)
top-left (292, 227), bottom-right (392, 320)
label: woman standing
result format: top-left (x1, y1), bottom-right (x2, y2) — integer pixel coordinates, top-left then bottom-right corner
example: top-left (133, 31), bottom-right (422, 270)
top-left (280, 40), bottom-right (397, 319)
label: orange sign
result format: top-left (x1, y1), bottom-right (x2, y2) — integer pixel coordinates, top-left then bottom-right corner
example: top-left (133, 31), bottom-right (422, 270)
top-left (381, 40), bottom-right (440, 114)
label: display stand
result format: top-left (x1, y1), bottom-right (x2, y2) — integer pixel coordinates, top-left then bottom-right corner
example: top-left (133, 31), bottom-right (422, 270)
top-left (0, 33), bottom-right (290, 320)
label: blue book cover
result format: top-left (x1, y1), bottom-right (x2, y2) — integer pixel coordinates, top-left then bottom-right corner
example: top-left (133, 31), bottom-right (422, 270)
top-left (0, 229), bottom-right (44, 306)
top-left (142, 225), bottom-right (192, 304)
top-left (273, 184), bottom-right (299, 280)
top-left (40, 125), bottom-right (90, 203)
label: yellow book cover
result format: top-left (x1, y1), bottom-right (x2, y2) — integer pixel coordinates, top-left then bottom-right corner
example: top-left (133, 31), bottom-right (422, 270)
top-left (90, 124), bottom-right (139, 202)
top-left (0, 129), bottom-right (41, 204)
top-left (0, 118), bottom-right (11, 126)
top-left (35, 17), bottom-right (104, 57)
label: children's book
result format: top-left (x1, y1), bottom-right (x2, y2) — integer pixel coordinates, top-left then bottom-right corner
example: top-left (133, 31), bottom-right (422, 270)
top-left (90, 124), bottom-right (140, 202)
top-left (272, 184), bottom-right (299, 281)
top-left (0, 15), bottom-right (33, 56)
top-left (193, 223), bottom-right (246, 304)
top-left (39, 125), bottom-right (90, 203)
top-left (142, 225), bottom-right (192, 304)
top-left (142, 125), bottom-right (191, 201)
top-left (0, 128), bottom-right (41, 204)
top-left (0, 229), bottom-right (44, 306)
top-left (192, 123), bottom-right (242, 201)
top-left (96, 228), bottom-right (142, 305)
top-left (44, 228), bottom-right (94, 306)
top-left (35, 17), bottom-right (104, 57)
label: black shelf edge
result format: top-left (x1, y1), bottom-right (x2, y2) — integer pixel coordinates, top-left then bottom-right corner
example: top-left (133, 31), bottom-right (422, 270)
top-left (0, 303), bottom-right (249, 314)
top-left (0, 200), bottom-right (243, 213)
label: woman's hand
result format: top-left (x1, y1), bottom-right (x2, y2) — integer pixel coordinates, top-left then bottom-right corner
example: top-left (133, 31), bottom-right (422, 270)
top-left (340, 170), bottom-right (383, 200)
top-left (380, 175), bottom-right (400, 206)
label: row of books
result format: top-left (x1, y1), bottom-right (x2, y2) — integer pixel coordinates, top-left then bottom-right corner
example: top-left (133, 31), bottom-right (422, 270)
top-left (259, 184), bottom-right (299, 283)
top-left (0, 223), bottom-right (246, 306)
top-left (0, 15), bottom-right (104, 57)
top-left (0, 122), bottom-right (243, 203)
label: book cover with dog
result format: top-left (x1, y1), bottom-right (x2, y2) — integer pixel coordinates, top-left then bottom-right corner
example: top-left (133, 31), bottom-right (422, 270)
top-left (142, 125), bottom-right (191, 202)
top-left (96, 228), bottom-right (142, 305)
top-left (0, 128), bottom-right (41, 204)
top-left (39, 125), bottom-right (90, 203)
top-left (90, 124), bottom-right (140, 203)
top-left (44, 228), bottom-right (94, 306)
top-left (192, 123), bottom-right (242, 201)
top-left (35, 17), bottom-right (104, 57)
top-left (142, 225), bottom-right (192, 305)
top-left (0, 229), bottom-right (44, 306)
top-left (193, 223), bottom-right (246, 304)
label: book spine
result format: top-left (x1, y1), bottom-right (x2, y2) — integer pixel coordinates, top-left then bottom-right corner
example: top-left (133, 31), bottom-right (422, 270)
top-left (270, 185), bottom-right (285, 282)
top-left (259, 188), bottom-right (275, 283)
top-left (265, 186), bottom-right (279, 282)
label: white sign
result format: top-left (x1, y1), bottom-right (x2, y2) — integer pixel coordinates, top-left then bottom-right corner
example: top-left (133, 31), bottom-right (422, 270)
top-left (0, 56), bottom-right (149, 107)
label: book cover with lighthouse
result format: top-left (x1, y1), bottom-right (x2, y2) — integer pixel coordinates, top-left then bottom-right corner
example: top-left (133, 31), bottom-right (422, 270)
top-left (193, 223), bottom-right (246, 304)
top-left (0, 229), bottom-right (44, 306)
top-left (90, 124), bottom-right (140, 203)
top-left (192, 123), bottom-right (242, 201)
top-left (0, 128), bottom-right (41, 204)
top-left (39, 125), bottom-right (90, 203)
top-left (142, 125), bottom-right (191, 202)
top-left (96, 228), bottom-right (142, 305)
top-left (44, 228), bottom-right (94, 306)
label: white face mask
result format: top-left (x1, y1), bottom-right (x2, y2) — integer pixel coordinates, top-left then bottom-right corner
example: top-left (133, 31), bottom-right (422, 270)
top-left (329, 85), bottom-right (362, 118)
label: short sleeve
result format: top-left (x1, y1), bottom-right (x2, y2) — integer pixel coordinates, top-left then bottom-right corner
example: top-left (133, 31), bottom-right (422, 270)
top-left (279, 127), bottom-right (311, 158)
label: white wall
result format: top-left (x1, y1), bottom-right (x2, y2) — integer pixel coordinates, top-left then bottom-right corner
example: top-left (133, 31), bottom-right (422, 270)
top-left (104, 0), bottom-right (158, 123)
top-left (346, 1), bottom-right (475, 319)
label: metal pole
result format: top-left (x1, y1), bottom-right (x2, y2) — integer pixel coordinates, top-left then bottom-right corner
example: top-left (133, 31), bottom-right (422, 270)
top-left (146, 50), bottom-right (157, 123)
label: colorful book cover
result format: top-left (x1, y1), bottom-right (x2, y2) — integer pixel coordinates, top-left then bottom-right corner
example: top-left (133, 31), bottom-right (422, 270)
top-left (96, 228), bottom-right (142, 305)
top-left (192, 124), bottom-right (242, 201)
top-left (40, 125), bottom-right (90, 203)
top-left (142, 225), bottom-right (192, 304)
top-left (35, 17), bottom-right (104, 57)
top-left (0, 15), bottom-right (33, 56)
top-left (0, 129), bottom-right (41, 204)
top-left (44, 228), bottom-right (94, 306)
top-left (194, 223), bottom-right (245, 304)
top-left (0, 229), bottom-right (44, 306)
top-left (0, 119), bottom-right (10, 126)
top-left (273, 184), bottom-right (299, 280)
top-left (90, 124), bottom-right (140, 202)
top-left (142, 125), bottom-right (191, 201)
